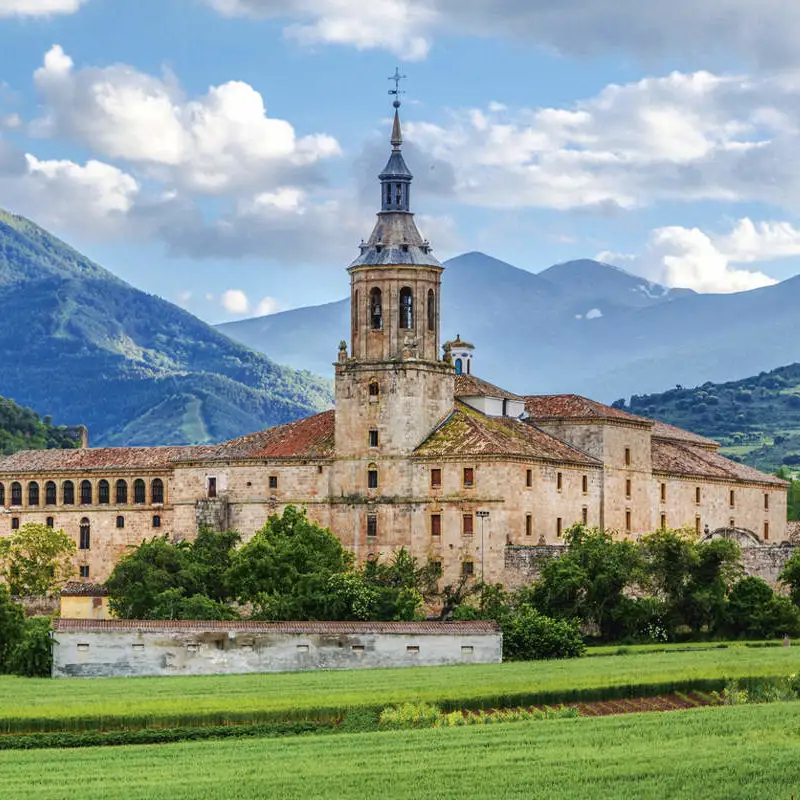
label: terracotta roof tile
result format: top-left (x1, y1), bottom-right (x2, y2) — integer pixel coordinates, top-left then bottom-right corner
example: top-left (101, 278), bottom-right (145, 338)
top-left (60, 582), bottom-right (108, 597)
top-left (455, 374), bottom-right (523, 401)
top-left (652, 440), bottom-right (787, 487)
top-left (179, 410), bottom-right (336, 462)
top-left (649, 420), bottom-right (719, 448)
top-left (0, 445), bottom-right (215, 474)
top-left (525, 394), bottom-right (649, 424)
top-left (54, 618), bottom-right (499, 635)
top-left (415, 401), bottom-right (601, 465)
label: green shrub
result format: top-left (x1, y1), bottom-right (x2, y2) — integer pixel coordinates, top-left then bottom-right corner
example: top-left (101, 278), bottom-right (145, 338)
top-left (6, 617), bottom-right (53, 678)
top-left (503, 605), bottom-right (585, 661)
top-left (0, 585), bottom-right (24, 672)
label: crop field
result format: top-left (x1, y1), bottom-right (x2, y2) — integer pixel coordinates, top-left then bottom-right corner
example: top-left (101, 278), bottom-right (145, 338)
top-left (1, 644), bottom-right (798, 732)
top-left (1, 703), bottom-right (799, 799)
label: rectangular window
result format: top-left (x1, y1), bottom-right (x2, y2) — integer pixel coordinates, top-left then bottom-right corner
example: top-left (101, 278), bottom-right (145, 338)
top-left (526, 469), bottom-right (532, 488)
top-left (556, 517), bottom-right (563, 538)
top-left (46, 517), bottom-right (54, 528)
top-left (695, 487), bottom-right (701, 505)
top-left (431, 513), bottom-right (441, 537)
top-left (625, 478), bottom-right (632, 499)
top-left (582, 507), bottom-right (588, 525)
top-left (268, 475), bottom-right (278, 490)
top-left (660, 513), bottom-right (667, 530)
top-left (207, 477), bottom-right (217, 499)
top-left (431, 468), bottom-right (442, 489)
top-left (132, 644), bottom-right (144, 652)
top-left (765, 493), bottom-right (770, 511)
top-left (351, 645), bottom-right (365, 653)
top-left (369, 429), bottom-right (379, 448)
top-left (729, 489), bottom-right (735, 508)
top-left (557, 472), bottom-right (563, 492)
top-left (462, 514), bottom-right (474, 536)
top-left (461, 646), bottom-right (474, 655)
top-left (296, 644), bottom-right (309, 653)
top-left (367, 515), bottom-right (377, 538)
top-left (764, 522), bottom-right (770, 541)
top-left (368, 470), bottom-right (378, 490)
top-left (624, 447), bottom-right (631, 466)
top-left (696, 516), bottom-right (702, 535)
top-left (461, 561), bottom-right (474, 577)
top-left (625, 510), bottom-right (632, 533)
top-left (77, 643), bottom-right (89, 653)
top-left (525, 514), bottom-right (532, 537)
top-left (11, 517), bottom-right (19, 530)
top-left (660, 483), bottom-right (667, 503)
top-left (79, 565), bottom-right (89, 579)
top-left (463, 467), bottom-right (474, 488)
top-left (582, 475), bottom-right (588, 495)
top-left (79, 528), bottom-right (90, 550)
top-left (187, 643), bottom-right (199, 653)
top-left (406, 645), bottom-right (420, 654)
top-left (729, 519), bottom-right (735, 528)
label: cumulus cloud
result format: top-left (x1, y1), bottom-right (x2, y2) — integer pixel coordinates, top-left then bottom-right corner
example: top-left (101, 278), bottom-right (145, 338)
top-left (256, 296), bottom-right (281, 316)
top-left (0, 0), bottom-right (86, 16)
top-left (601, 218), bottom-right (789, 294)
top-left (32, 45), bottom-right (341, 194)
top-left (220, 289), bottom-right (250, 315)
top-left (203, 0), bottom-right (800, 67)
top-left (404, 70), bottom-right (800, 213)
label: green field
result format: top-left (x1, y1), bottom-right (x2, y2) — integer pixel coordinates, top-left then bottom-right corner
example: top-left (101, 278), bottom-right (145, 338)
top-left (2, 645), bottom-right (799, 732)
top-left (1, 703), bottom-right (799, 799)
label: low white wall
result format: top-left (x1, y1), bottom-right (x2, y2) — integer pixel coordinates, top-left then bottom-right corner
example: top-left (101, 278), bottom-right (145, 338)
top-left (52, 626), bottom-right (502, 678)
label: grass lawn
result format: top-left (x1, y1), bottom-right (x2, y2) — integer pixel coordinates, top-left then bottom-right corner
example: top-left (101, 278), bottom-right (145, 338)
top-left (1, 703), bottom-right (799, 799)
top-left (1, 644), bottom-right (799, 731)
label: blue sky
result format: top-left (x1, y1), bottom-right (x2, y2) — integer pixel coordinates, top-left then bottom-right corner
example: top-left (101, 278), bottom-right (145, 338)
top-left (3, 0), bottom-right (800, 322)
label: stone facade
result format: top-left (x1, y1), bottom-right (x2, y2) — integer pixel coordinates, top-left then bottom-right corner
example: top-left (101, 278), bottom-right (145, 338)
top-left (0, 101), bottom-right (790, 590)
top-left (51, 619), bottom-right (502, 678)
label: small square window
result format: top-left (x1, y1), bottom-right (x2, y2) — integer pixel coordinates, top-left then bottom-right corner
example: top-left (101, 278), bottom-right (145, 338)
top-left (431, 468), bottom-right (442, 488)
top-left (79, 565), bottom-right (89, 579)
top-left (367, 514), bottom-right (377, 538)
top-left (462, 514), bottom-right (474, 536)
top-left (525, 469), bottom-right (532, 488)
top-left (352, 645), bottom-right (365, 653)
top-left (297, 644), bottom-right (310, 653)
top-left (461, 646), bottom-right (474, 655)
top-left (431, 513), bottom-right (441, 536)
top-left (132, 643), bottom-right (145, 652)
top-left (10, 517), bottom-right (19, 530)
top-left (368, 429), bottom-right (379, 448)
top-left (463, 467), bottom-right (474, 488)
top-left (461, 561), bottom-right (474, 577)
top-left (406, 645), bottom-right (420, 654)
top-left (187, 643), bottom-right (199, 653)
top-left (269, 475), bottom-right (278, 490)
top-left (77, 643), bottom-right (90, 652)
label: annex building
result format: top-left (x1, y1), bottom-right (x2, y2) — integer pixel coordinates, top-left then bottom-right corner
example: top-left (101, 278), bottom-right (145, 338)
top-left (0, 99), bottom-right (788, 587)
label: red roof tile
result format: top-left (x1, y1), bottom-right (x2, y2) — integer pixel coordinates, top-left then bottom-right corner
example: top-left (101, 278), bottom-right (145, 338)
top-left (415, 401), bottom-right (601, 465)
top-left (455, 374), bottom-right (522, 401)
top-left (652, 440), bottom-right (787, 487)
top-left (180, 410), bottom-right (336, 461)
top-left (525, 394), bottom-right (649, 424)
top-left (60, 582), bottom-right (108, 597)
top-left (54, 618), bottom-right (499, 635)
top-left (649, 420), bottom-right (719, 449)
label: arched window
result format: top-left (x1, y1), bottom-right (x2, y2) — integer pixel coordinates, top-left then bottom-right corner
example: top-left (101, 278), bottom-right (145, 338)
top-left (134, 479), bottom-right (146, 505)
top-left (45, 481), bottom-right (57, 506)
top-left (63, 481), bottom-right (75, 506)
top-left (10, 482), bottom-right (22, 506)
top-left (455, 358), bottom-right (463, 375)
top-left (116, 479), bottom-right (128, 505)
top-left (370, 288), bottom-right (383, 330)
top-left (151, 478), bottom-right (164, 505)
top-left (152, 515), bottom-right (162, 529)
top-left (0, 483), bottom-right (5, 506)
top-left (367, 464), bottom-right (379, 490)
top-left (368, 381), bottom-right (380, 403)
top-left (399, 287), bottom-right (413, 329)
top-left (98, 480), bottom-right (110, 505)
top-left (427, 289), bottom-right (435, 332)
top-left (28, 482), bottom-right (39, 507)
top-left (116, 515), bottom-right (125, 529)
top-left (80, 480), bottom-right (93, 506)
top-left (79, 518), bottom-right (90, 550)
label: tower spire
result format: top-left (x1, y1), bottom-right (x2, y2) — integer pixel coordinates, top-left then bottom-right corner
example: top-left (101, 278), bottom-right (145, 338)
top-left (388, 67), bottom-right (406, 151)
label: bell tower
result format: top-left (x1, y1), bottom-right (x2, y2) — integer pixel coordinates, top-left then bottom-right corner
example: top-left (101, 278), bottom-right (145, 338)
top-left (334, 73), bottom-right (454, 461)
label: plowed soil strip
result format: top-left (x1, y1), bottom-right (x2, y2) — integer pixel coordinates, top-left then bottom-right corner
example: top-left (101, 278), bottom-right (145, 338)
top-left (574, 694), bottom-right (715, 717)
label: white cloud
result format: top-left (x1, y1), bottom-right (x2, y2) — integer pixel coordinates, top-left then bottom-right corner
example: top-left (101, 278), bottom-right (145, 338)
top-left (0, 0), bottom-right (86, 16)
top-left (585, 308), bottom-right (603, 319)
top-left (601, 218), bottom-right (789, 294)
top-left (220, 289), bottom-right (250, 314)
top-left (256, 296), bottom-right (281, 316)
top-left (32, 45), bottom-right (341, 194)
top-left (175, 290), bottom-right (192, 307)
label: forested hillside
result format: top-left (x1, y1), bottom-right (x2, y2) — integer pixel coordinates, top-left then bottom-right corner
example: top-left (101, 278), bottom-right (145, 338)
top-left (0, 396), bottom-right (79, 455)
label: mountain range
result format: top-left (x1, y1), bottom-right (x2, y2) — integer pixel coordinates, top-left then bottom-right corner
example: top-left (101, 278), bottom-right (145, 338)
top-left (218, 252), bottom-right (799, 402)
top-left (0, 209), bottom-right (332, 446)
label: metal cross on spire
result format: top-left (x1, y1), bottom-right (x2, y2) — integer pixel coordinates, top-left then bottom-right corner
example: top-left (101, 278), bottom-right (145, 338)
top-left (388, 67), bottom-right (407, 108)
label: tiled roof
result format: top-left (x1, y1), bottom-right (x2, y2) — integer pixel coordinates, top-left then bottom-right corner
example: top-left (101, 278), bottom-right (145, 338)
top-left (525, 394), bottom-right (650, 425)
top-left (455, 374), bottom-right (523, 401)
top-left (60, 581), bottom-right (108, 597)
top-left (0, 445), bottom-right (215, 474)
top-left (445, 335), bottom-right (474, 349)
top-left (652, 440), bottom-right (787, 487)
top-left (415, 401), bottom-right (601, 465)
top-left (54, 619), bottom-right (500, 635)
top-left (178, 410), bottom-right (336, 462)
top-left (649, 420), bottom-right (718, 448)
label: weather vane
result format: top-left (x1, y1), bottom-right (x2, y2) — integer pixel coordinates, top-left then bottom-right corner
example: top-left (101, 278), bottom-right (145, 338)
top-left (388, 67), bottom-right (406, 108)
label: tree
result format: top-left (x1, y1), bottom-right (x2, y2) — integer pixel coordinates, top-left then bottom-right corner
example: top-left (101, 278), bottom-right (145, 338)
top-left (779, 548), bottom-right (800, 606)
top-left (726, 577), bottom-right (800, 639)
top-left (227, 506), bottom-right (353, 620)
top-left (0, 523), bottom-right (75, 596)
top-left (0, 585), bottom-right (24, 671)
top-left (360, 549), bottom-right (441, 621)
top-left (502, 605), bottom-right (585, 661)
